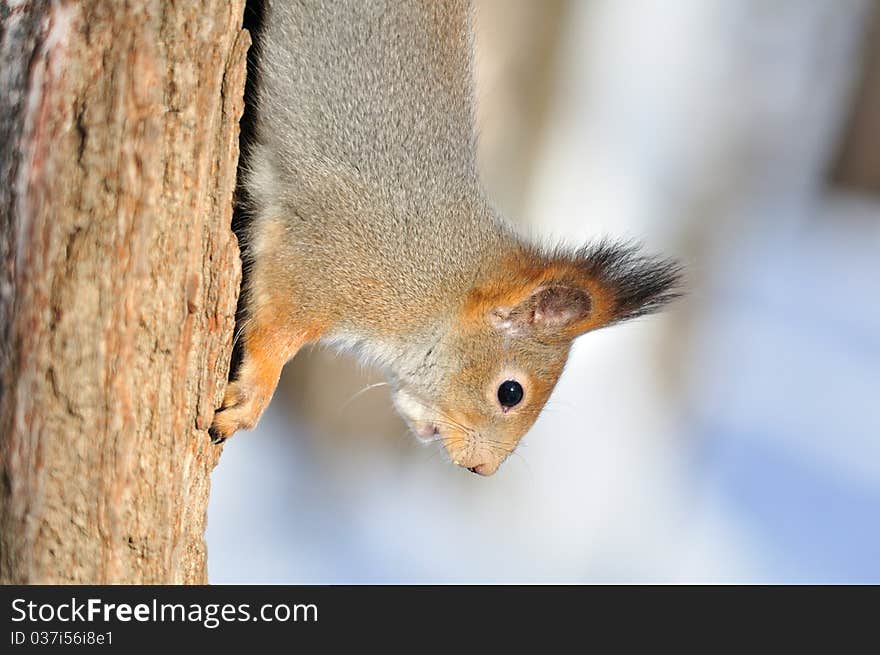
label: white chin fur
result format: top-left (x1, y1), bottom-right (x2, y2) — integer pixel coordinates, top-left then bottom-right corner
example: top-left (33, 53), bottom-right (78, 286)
top-left (392, 389), bottom-right (438, 443)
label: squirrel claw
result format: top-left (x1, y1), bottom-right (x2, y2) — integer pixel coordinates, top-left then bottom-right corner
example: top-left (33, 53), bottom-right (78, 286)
top-left (209, 378), bottom-right (271, 442)
top-left (208, 426), bottom-right (226, 445)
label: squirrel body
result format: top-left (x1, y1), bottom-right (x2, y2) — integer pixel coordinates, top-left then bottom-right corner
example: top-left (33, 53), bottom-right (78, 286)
top-left (211, 0), bottom-right (681, 476)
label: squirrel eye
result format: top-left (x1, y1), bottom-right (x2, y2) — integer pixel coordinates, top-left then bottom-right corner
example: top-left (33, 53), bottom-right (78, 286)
top-left (497, 380), bottom-right (524, 408)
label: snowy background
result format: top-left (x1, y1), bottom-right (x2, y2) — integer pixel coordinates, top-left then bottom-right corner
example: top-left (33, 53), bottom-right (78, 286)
top-left (207, 0), bottom-right (880, 583)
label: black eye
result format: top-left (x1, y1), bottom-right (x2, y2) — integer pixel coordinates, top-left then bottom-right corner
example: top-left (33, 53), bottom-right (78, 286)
top-left (497, 380), bottom-right (524, 408)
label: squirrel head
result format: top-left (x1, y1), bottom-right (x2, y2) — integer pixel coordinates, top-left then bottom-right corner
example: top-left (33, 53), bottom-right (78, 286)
top-left (391, 240), bottom-right (682, 476)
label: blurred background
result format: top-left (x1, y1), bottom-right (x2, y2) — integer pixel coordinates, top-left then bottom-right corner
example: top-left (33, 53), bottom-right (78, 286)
top-left (207, 0), bottom-right (880, 583)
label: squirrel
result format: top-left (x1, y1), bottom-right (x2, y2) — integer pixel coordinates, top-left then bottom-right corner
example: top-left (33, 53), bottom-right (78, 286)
top-left (210, 0), bottom-right (682, 476)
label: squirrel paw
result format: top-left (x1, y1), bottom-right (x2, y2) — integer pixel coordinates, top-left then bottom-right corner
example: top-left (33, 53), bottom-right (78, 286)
top-left (208, 380), bottom-right (269, 444)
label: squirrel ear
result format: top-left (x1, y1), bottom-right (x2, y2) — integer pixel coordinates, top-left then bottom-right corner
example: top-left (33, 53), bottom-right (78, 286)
top-left (483, 240), bottom-right (682, 340)
top-left (490, 285), bottom-right (593, 336)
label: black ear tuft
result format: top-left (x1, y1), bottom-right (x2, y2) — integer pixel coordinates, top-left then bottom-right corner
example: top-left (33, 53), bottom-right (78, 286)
top-left (576, 239), bottom-right (683, 325)
top-left (485, 239), bottom-right (683, 340)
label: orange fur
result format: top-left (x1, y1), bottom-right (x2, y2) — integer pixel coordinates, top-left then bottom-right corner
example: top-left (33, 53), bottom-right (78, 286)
top-left (463, 249), bottom-right (619, 339)
top-left (210, 304), bottom-right (323, 441)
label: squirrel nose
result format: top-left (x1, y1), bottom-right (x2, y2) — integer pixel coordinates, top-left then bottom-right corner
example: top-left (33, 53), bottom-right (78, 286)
top-left (467, 463), bottom-right (494, 476)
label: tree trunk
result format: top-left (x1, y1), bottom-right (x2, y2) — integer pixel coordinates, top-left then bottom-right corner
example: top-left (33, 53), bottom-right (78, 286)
top-left (0, 0), bottom-right (247, 583)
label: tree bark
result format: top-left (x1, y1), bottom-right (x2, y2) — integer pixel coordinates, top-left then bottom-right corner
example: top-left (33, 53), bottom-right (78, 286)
top-left (0, 0), bottom-right (247, 583)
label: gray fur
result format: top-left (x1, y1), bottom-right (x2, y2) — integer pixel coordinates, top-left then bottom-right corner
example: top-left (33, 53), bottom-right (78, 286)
top-left (245, 0), bottom-right (514, 347)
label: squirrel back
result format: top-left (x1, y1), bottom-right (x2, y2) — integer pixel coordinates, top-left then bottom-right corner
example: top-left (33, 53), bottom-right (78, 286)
top-left (245, 0), bottom-right (507, 335)
top-left (212, 0), bottom-right (682, 476)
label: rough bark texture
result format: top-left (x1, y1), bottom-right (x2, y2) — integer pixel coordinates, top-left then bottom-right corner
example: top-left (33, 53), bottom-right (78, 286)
top-left (0, 0), bottom-right (247, 583)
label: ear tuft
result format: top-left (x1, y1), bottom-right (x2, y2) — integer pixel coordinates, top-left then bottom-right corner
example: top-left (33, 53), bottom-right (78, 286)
top-left (575, 239), bottom-right (683, 326)
top-left (474, 239), bottom-right (682, 340)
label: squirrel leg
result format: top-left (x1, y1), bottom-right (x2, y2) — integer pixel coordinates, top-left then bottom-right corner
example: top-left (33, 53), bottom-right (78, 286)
top-left (209, 304), bottom-right (317, 443)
